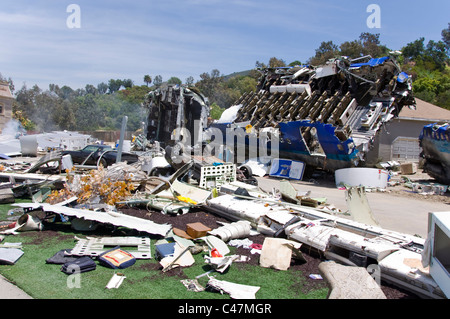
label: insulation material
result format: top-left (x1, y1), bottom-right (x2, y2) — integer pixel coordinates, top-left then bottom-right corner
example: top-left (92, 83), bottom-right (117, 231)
top-left (259, 237), bottom-right (303, 271)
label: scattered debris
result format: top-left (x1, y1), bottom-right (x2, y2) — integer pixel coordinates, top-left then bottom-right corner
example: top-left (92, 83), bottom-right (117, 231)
top-left (98, 246), bottom-right (137, 269)
top-left (206, 276), bottom-right (260, 299)
top-left (0, 247), bottom-right (24, 265)
top-left (420, 123), bottom-right (450, 185)
top-left (335, 167), bottom-right (389, 189)
top-left (12, 202), bottom-right (172, 237)
top-left (105, 273), bottom-right (126, 289)
top-left (319, 261), bottom-right (386, 299)
top-left (69, 236), bottom-right (152, 259)
top-left (61, 256), bottom-right (96, 275)
top-left (345, 186), bottom-right (379, 227)
top-left (259, 238), bottom-right (304, 271)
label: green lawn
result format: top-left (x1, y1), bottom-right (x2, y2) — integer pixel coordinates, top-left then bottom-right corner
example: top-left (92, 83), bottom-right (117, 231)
top-left (0, 200), bottom-right (328, 299)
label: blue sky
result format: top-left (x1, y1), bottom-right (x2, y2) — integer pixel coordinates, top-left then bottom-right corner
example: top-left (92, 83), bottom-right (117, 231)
top-left (0, 0), bottom-right (448, 91)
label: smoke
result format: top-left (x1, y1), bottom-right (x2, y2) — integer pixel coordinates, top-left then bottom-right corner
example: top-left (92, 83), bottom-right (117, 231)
top-left (1, 119), bottom-right (26, 138)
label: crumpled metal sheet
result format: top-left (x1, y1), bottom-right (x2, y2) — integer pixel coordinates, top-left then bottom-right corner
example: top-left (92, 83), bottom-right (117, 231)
top-left (13, 203), bottom-right (172, 237)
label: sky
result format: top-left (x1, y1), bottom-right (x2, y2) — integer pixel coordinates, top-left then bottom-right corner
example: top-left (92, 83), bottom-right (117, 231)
top-left (0, 0), bottom-right (449, 91)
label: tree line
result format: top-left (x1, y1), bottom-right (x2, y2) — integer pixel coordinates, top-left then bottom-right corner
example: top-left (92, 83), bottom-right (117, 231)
top-left (3, 24), bottom-right (449, 133)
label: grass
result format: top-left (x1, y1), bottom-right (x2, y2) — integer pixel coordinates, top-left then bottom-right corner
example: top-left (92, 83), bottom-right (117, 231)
top-left (0, 200), bottom-right (328, 300)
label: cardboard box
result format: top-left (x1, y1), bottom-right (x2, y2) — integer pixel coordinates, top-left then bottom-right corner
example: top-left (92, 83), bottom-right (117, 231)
top-left (400, 162), bottom-right (417, 175)
top-left (186, 222), bottom-right (211, 239)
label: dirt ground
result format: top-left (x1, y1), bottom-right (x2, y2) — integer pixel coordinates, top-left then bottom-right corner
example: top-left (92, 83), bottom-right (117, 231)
top-left (119, 206), bottom-right (418, 299)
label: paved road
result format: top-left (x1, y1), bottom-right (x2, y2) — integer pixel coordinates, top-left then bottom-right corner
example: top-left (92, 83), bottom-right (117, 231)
top-left (0, 275), bottom-right (32, 299)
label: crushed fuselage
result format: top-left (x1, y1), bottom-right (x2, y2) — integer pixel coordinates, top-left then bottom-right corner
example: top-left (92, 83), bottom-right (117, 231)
top-left (210, 55), bottom-right (415, 171)
top-left (143, 85), bottom-right (210, 150)
top-left (419, 123), bottom-right (450, 184)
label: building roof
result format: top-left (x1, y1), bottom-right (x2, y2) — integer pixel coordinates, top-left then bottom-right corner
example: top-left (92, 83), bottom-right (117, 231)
top-left (399, 98), bottom-right (450, 122)
top-left (0, 82), bottom-right (13, 99)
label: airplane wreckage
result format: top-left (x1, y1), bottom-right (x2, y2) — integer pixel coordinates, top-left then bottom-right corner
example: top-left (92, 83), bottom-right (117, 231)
top-left (142, 54), bottom-right (416, 172)
top-left (419, 123), bottom-right (450, 185)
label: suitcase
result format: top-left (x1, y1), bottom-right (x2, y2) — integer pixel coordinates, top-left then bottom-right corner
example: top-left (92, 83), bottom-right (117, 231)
top-left (155, 242), bottom-right (176, 259)
top-left (61, 256), bottom-right (96, 274)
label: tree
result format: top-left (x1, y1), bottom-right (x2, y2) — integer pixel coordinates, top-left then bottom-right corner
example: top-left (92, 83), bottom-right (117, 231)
top-left (185, 76), bottom-right (195, 86)
top-left (268, 57), bottom-right (286, 68)
top-left (339, 40), bottom-right (364, 58)
top-left (85, 84), bottom-right (97, 95)
top-left (122, 79), bottom-right (134, 89)
top-left (425, 40), bottom-right (448, 71)
top-left (442, 23), bottom-right (450, 52)
top-left (288, 60), bottom-right (302, 67)
top-left (210, 102), bottom-right (225, 120)
top-left (167, 77), bottom-right (182, 85)
top-left (359, 32), bottom-right (382, 57)
top-left (402, 37), bottom-right (426, 61)
top-left (97, 82), bottom-right (108, 95)
top-left (153, 75), bottom-right (163, 87)
top-left (144, 75), bottom-right (152, 87)
top-left (308, 41), bottom-right (339, 65)
top-left (108, 79), bottom-right (123, 93)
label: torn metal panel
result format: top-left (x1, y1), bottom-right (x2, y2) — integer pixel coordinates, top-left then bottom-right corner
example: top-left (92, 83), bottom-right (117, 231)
top-left (345, 186), bottom-right (379, 227)
top-left (207, 220), bottom-right (251, 242)
top-left (12, 203), bottom-right (172, 237)
top-left (143, 85), bottom-right (210, 149)
top-left (70, 236), bottom-right (152, 259)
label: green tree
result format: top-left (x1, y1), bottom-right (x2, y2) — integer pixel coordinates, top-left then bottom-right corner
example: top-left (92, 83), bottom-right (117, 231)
top-left (402, 37), bottom-right (426, 61)
top-left (308, 41), bottom-right (339, 65)
top-left (210, 102), bottom-right (225, 120)
top-left (144, 75), bottom-right (152, 87)
top-left (339, 40), bottom-right (364, 58)
top-left (185, 76), bottom-right (195, 86)
top-left (167, 76), bottom-right (182, 85)
top-left (153, 75), bottom-right (163, 87)
top-left (97, 82), bottom-right (108, 95)
top-left (442, 23), bottom-right (450, 52)
top-left (122, 79), bottom-right (134, 89)
top-left (288, 60), bottom-right (303, 67)
top-left (108, 79), bottom-right (123, 93)
top-left (268, 57), bottom-right (286, 68)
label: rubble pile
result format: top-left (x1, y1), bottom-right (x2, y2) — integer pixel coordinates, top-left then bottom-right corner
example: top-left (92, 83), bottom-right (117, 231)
top-left (0, 144), bottom-right (448, 299)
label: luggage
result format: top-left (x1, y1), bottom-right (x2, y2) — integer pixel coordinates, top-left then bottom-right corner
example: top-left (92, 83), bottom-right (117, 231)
top-left (155, 242), bottom-right (176, 259)
top-left (98, 246), bottom-right (136, 269)
top-left (46, 249), bottom-right (80, 264)
top-left (61, 256), bottom-right (96, 274)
